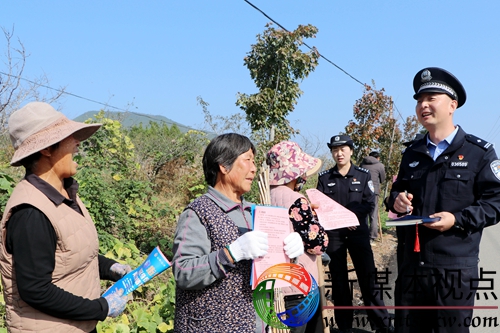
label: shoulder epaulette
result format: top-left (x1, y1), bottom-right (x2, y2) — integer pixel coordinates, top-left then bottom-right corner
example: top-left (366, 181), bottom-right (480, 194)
top-left (354, 166), bottom-right (370, 174)
top-left (465, 134), bottom-right (492, 150)
top-left (318, 168), bottom-right (332, 176)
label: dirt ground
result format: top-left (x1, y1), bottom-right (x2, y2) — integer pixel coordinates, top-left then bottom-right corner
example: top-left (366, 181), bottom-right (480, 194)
top-left (350, 228), bottom-right (398, 304)
top-left (323, 228), bottom-right (398, 295)
top-left (367, 228), bottom-right (398, 273)
top-left (321, 228), bottom-right (398, 330)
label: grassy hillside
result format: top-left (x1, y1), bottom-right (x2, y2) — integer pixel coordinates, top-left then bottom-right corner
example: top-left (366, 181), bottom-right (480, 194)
top-left (74, 110), bottom-right (198, 133)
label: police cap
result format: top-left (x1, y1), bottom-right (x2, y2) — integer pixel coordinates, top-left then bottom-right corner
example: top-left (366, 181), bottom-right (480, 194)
top-left (327, 135), bottom-right (354, 149)
top-left (413, 67), bottom-right (466, 108)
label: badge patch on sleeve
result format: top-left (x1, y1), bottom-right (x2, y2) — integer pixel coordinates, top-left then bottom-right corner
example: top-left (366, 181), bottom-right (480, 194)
top-left (368, 180), bottom-right (375, 193)
top-left (490, 160), bottom-right (500, 180)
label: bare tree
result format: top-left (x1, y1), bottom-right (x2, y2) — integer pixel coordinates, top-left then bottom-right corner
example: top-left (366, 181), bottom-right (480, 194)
top-left (0, 26), bottom-right (66, 134)
top-left (197, 96), bottom-right (251, 137)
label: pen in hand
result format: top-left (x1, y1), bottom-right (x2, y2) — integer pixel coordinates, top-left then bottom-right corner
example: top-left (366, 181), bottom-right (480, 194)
top-left (404, 190), bottom-right (410, 214)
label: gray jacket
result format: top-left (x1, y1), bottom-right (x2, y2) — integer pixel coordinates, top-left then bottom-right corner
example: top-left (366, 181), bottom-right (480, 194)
top-left (360, 156), bottom-right (386, 194)
top-left (173, 186), bottom-right (253, 289)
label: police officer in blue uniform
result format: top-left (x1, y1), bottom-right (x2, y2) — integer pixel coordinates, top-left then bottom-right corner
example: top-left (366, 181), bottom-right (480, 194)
top-left (388, 67), bottom-right (500, 333)
top-left (318, 135), bottom-right (394, 333)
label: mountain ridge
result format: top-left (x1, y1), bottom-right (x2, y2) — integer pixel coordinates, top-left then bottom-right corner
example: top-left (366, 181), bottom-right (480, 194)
top-left (73, 111), bottom-right (200, 133)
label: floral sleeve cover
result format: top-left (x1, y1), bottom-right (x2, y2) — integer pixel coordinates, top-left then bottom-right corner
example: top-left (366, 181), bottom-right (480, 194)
top-left (288, 197), bottom-right (328, 255)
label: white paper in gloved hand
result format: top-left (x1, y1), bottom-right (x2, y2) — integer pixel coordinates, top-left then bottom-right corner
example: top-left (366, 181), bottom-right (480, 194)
top-left (283, 232), bottom-right (304, 259)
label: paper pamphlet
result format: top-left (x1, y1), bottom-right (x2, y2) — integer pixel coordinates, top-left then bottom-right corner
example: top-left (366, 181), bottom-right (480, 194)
top-left (251, 205), bottom-right (291, 289)
top-left (387, 210), bottom-right (399, 219)
top-left (305, 188), bottom-right (359, 230)
top-left (386, 215), bottom-right (441, 227)
top-left (102, 246), bottom-right (171, 297)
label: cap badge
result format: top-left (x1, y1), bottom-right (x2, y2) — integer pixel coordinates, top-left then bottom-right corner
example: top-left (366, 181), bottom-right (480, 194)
top-left (335, 136), bottom-right (340, 142)
top-left (421, 69), bottom-right (432, 82)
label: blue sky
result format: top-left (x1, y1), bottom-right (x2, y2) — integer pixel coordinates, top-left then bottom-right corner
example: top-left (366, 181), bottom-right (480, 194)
top-left (1, 0), bottom-right (499, 155)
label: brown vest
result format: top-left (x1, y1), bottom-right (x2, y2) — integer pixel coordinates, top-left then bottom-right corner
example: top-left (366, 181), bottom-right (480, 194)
top-left (0, 180), bottom-right (101, 333)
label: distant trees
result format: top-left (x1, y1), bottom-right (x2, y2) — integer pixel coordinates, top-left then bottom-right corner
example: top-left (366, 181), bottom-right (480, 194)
top-left (0, 27), bottom-right (65, 134)
top-left (127, 121), bottom-right (208, 183)
top-left (198, 96), bottom-right (251, 137)
top-left (344, 83), bottom-right (422, 197)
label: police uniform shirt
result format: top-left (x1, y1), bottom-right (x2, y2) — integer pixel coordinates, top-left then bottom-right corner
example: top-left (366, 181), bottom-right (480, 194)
top-left (427, 126), bottom-right (458, 160)
top-left (389, 127), bottom-right (500, 267)
top-left (317, 164), bottom-right (375, 229)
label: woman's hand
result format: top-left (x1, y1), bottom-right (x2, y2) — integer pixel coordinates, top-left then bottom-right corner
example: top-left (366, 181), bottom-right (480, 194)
top-left (104, 289), bottom-right (128, 318)
top-left (110, 263), bottom-right (132, 281)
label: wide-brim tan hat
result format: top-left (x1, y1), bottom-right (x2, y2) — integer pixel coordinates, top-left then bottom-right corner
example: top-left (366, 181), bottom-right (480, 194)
top-left (9, 102), bottom-right (102, 167)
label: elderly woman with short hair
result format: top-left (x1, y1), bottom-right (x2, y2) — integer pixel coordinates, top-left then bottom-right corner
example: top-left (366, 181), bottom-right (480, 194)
top-left (173, 133), bottom-right (306, 332)
top-left (173, 133), bottom-right (268, 332)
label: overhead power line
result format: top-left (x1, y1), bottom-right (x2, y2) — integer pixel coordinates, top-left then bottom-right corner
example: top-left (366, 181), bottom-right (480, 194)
top-left (0, 71), bottom-right (192, 127)
top-left (0, 70), bottom-right (129, 112)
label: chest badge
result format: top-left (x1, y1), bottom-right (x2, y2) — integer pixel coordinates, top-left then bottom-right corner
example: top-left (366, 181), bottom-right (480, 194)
top-left (451, 161), bottom-right (468, 168)
top-left (327, 183), bottom-right (335, 187)
top-left (458, 155), bottom-right (464, 160)
top-left (409, 161), bottom-right (419, 168)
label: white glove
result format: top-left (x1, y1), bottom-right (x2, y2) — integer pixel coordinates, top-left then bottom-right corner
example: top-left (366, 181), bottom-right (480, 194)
top-left (228, 231), bottom-right (268, 262)
top-left (283, 232), bottom-right (304, 259)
